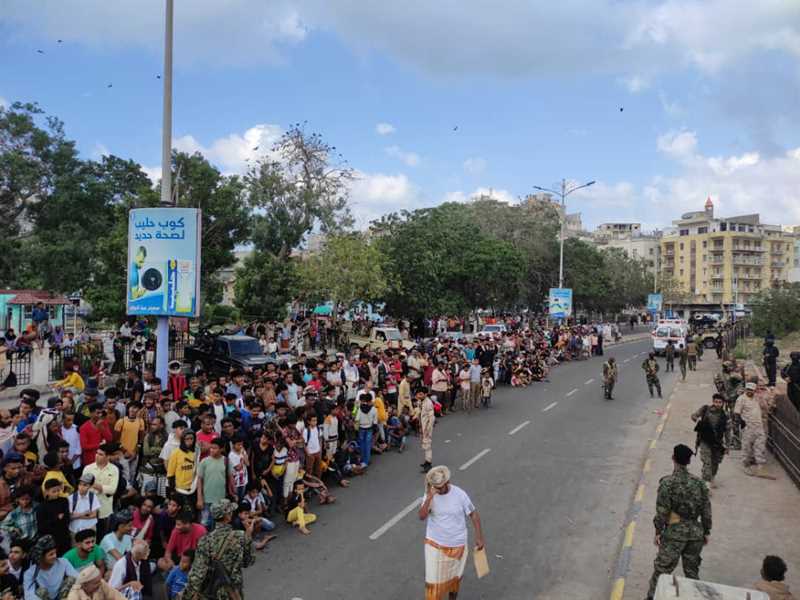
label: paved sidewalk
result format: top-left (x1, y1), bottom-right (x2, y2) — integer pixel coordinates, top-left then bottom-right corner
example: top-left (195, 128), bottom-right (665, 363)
top-left (621, 354), bottom-right (800, 599)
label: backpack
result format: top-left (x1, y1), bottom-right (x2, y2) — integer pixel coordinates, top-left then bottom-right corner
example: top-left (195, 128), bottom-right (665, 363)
top-left (70, 490), bottom-right (96, 513)
top-left (112, 463), bottom-right (127, 500)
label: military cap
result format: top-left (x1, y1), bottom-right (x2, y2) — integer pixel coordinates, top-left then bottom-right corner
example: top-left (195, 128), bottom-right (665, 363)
top-left (210, 498), bottom-right (237, 520)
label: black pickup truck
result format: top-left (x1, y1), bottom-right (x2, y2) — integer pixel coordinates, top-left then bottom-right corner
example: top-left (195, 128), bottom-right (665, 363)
top-left (184, 334), bottom-right (273, 374)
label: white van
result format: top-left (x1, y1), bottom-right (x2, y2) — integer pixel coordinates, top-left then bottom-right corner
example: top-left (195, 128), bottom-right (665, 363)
top-left (652, 322), bottom-right (688, 355)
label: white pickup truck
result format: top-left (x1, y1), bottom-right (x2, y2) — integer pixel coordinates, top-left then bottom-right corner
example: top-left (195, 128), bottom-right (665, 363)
top-left (349, 327), bottom-right (416, 352)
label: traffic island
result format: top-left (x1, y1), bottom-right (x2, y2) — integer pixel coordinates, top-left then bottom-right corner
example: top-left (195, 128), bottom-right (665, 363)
top-left (618, 354), bottom-right (800, 599)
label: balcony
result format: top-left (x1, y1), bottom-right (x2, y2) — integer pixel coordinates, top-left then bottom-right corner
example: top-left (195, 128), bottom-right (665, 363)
top-left (732, 245), bottom-right (764, 252)
top-left (732, 255), bottom-right (763, 265)
top-left (772, 261), bottom-right (786, 268)
top-left (709, 258), bottom-right (724, 265)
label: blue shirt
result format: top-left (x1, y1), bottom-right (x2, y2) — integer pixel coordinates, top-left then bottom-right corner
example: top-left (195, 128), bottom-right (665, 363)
top-left (465, 348), bottom-right (476, 361)
top-left (23, 558), bottom-right (77, 600)
top-left (165, 565), bottom-right (189, 599)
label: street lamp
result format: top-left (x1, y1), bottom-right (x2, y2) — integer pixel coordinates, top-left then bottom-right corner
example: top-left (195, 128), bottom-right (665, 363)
top-left (532, 178), bottom-right (596, 289)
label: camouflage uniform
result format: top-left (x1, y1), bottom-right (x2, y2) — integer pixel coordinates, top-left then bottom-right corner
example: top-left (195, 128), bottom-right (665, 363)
top-left (641, 358), bottom-right (662, 398)
top-left (646, 466), bottom-right (712, 599)
top-left (602, 360), bottom-right (618, 399)
top-left (691, 405), bottom-right (727, 483)
top-left (664, 343), bottom-right (675, 372)
top-left (182, 499), bottom-right (254, 600)
top-left (724, 374), bottom-right (744, 450)
top-left (678, 349), bottom-right (688, 381)
top-left (734, 391), bottom-right (767, 468)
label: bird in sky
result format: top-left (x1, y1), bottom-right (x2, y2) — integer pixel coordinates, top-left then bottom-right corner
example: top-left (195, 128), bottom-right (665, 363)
top-left (156, 75), bottom-right (161, 79)
top-left (453, 126), bottom-right (458, 131)
top-left (57, 39), bottom-right (63, 43)
top-left (107, 84), bottom-right (113, 88)
top-left (252, 146), bottom-right (259, 151)
top-left (36, 49), bottom-right (44, 54)
top-left (619, 107), bottom-right (624, 112)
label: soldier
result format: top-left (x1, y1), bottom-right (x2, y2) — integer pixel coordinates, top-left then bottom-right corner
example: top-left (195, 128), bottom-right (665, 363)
top-left (646, 444), bottom-right (711, 600)
top-left (678, 346), bottom-right (688, 381)
top-left (691, 393), bottom-right (727, 488)
top-left (685, 336), bottom-right (698, 371)
top-left (781, 351), bottom-right (800, 412)
top-left (181, 498), bottom-right (254, 600)
top-left (734, 382), bottom-right (770, 478)
top-left (763, 339), bottom-right (780, 387)
top-left (641, 352), bottom-right (662, 398)
top-left (724, 371), bottom-right (744, 450)
top-left (602, 357), bottom-right (618, 400)
top-left (664, 340), bottom-right (675, 372)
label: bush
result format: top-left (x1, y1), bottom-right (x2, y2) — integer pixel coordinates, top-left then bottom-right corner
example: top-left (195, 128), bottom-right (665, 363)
top-left (750, 283), bottom-right (800, 338)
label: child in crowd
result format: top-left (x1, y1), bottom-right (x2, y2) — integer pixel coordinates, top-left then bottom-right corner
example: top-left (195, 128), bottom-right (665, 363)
top-left (165, 549), bottom-right (194, 599)
top-left (285, 480), bottom-right (316, 536)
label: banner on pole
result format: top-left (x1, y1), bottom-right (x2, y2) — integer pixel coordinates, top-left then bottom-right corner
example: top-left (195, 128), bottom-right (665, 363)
top-left (127, 208), bottom-right (202, 317)
top-left (548, 288), bottom-right (573, 319)
top-left (647, 293), bottom-right (663, 312)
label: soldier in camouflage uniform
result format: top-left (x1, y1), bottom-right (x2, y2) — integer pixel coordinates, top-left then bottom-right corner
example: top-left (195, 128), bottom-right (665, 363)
top-left (734, 382), bottom-right (769, 477)
top-left (678, 346), bottom-right (688, 381)
top-left (724, 371), bottom-right (744, 450)
top-left (181, 499), bottom-right (254, 600)
top-left (646, 444), bottom-right (712, 600)
top-left (641, 352), bottom-right (662, 398)
top-left (690, 393), bottom-right (727, 488)
top-left (664, 340), bottom-right (675, 372)
top-left (602, 357), bottom-right (618, 399)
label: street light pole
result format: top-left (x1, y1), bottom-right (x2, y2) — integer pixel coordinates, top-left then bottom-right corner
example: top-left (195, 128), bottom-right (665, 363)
top-left (155, 0), bottom-right (174, 384)
top-left (532, 178), bottom-right (595, 290)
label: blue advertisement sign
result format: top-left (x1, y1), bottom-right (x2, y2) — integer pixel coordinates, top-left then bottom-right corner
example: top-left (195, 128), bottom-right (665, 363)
top-left (647, 293), bottom-right (663, 312)
top-left (127, 208), bottom-right (202, 317)
top-left (548, 288), bottom-right (573, 319)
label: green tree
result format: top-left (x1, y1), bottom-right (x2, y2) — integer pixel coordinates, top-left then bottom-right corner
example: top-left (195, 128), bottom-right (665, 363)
top-left (600, 248), bottom-right (652, 313)
top-left (234, 252), bottom-right (298, 321)
top-left (750, 283), bottom-right (800, 337)
top-left (659, 274), bottom-right (691, 306)
top-left (297, 233), bottom-right (389, 310)
top-left (562, 238), bottom-right (611, 314)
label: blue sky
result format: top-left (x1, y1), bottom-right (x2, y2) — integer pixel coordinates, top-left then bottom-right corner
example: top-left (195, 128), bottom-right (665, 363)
top-left (2, 1), bottom-right (799, 230)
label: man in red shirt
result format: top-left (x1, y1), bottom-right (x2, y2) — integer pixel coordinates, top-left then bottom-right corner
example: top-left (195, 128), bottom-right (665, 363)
top-left (79, 404), bottom-right (111, 466)
top-left (165, 509), bottom-right (206, 563)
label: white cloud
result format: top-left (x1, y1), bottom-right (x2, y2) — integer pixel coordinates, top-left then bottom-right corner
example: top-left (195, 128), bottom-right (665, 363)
top-left (385, 145), bottom-right (420, 167)
top-left (622, 75), bottom-right (650, 93)
top-left (462, 157), bottom-right (487, 175)
top-left (656, 130), bottom-right (698, 162)
top-left (658, 91), bottom-right (683, 118)
top-left (375, 122), bottom-right (396, 136)
top-left (2, 1), bottom-right (308, 67)
top-left (349, 171), bottom-right (423, 227)
top-left (141, 165), bottom-right (162, 187)
top-left (174, 123), bottom-right (282, 175)
top-left (91, 142), bottom-right (109, 160)
top-left (442, 187), bottom-right (515, 205)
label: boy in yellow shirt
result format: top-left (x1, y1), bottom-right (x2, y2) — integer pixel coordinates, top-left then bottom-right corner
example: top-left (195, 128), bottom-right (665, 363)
top-left (41, 452), bottom-right (74, 498)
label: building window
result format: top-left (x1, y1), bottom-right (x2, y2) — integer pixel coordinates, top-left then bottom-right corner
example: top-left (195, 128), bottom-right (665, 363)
top-left (698, 227), bottom-right (708, 234)
top-left (679, 243), bottom-right (684, 250)
top-left (649, 248), bottom-right (654, 255)
top-left (748, 226), bottom-right (754, 233)
top-left (702, 241), bottom-right (707, 248)
top-left (738, 225), bottom-right (746, 232)
top-left (680, 269), bottom-right (684, 276)
top-left (720, 223), bottom-right (727, 231)
top-left (679, 229), bottom-right (689, 236)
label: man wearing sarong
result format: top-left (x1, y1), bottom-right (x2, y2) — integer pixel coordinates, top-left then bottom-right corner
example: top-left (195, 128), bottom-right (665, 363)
top-left (418, 466), bottom-right (485, 600)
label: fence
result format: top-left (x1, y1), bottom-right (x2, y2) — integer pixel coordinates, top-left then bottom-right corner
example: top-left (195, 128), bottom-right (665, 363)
top-left (109, 332), bottom-right (191, 374)
top-left (768, 395), bottom-right (800, 489)
top-left (4, 351), bottom-right (32, 387)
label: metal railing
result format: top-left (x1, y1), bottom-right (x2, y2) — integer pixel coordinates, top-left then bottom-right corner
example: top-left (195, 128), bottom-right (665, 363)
top-left (5, 351), bottom-right (31, 387)
top-left (768, 396), bottom-right (800, 489)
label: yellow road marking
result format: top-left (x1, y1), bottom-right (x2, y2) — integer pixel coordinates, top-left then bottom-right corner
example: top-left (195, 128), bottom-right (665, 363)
top-left (635, 484), bottom-right (645, 502)
top-left (610, 578), bottom-right (625, 600)
top-left (624, 521), bottom-right (636, 547)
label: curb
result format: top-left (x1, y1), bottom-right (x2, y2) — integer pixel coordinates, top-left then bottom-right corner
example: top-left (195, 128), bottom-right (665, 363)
top-left (609, 395), bottom-right (674, 600)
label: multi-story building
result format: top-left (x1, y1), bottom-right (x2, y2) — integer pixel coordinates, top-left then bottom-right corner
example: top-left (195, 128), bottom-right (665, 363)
top-left (594, 232), bottom-right (662, 275)
top-left (596, 222), bottom-right (642, 239)
top-left (660, 198), bottom-right (794, 307)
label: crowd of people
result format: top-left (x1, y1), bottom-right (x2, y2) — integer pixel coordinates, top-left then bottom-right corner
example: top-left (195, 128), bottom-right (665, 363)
top-left (0, 312), bottom-right (637, 600)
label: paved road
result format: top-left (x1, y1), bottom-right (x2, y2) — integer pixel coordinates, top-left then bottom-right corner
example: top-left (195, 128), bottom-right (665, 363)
top-left (244, 338), bottom-right (679, 600)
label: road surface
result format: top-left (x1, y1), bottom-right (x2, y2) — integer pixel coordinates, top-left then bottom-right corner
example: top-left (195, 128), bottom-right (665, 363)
top-left (243, 337), bottom-right (680, 600)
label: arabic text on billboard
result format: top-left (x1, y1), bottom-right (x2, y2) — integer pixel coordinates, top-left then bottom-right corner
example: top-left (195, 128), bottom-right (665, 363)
top-left (127, 208), bottom-right (202, 317)
top-left (549, 288), bottom-right (573, 319)
top-left (647, 293), bottom-right (663, 312)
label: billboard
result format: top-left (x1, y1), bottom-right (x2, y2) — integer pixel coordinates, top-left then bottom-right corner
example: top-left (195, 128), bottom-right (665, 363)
top-left (127, 208), bottom-right (202, 317)
top-left (647, 293), bottom-right (663, 312)
top-left (548, 287), bottom-right (573, 319)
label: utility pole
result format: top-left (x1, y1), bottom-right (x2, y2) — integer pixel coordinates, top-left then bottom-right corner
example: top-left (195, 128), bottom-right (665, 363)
top-left (155, 0), bottom-right (174, 385)
top-left (532, 178), bottom-right (595, 290)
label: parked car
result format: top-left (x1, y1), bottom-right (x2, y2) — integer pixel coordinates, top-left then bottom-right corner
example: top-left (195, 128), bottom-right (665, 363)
top-left (478, 323), bottom-right (507, 336)
top-left (349, 327), bottom-right (416, 352)
top-left (184, 334), bottom-right (274, 374)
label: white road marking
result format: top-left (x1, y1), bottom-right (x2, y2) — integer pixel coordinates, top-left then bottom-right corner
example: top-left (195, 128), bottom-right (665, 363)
top-left (542, 401), bottom-right (558, 412)
top-left (369, 498), bottom-right (423, 540)
top-left (444, 439), bottom-right (451, 444)
top-left (623, 358), bottom-right (631, 364)
top-left (459, 448), bottom-right (491, 471)
top-left (585, 378), bottom-right (595, 385)
top-left (508, 420), bottom-right (531, 436)
top-left (566, 388), bottom-right (578, 397)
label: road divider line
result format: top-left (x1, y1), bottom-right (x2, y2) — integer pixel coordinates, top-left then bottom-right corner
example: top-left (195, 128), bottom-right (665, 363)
top-left (542, 401), bottom-right (558, 412)
top-left (623, 358), bottom-right (631, 364)
top-left (369, 498), bottom-right (423, 540)
top-left (585, 378), bottom-right (595, 385)
top-left (460, 448), bottom-right (491, 471)
top-left (566, 388), bottom-right (578, 397)
top-left (508, 420), bottom-right (531, 436)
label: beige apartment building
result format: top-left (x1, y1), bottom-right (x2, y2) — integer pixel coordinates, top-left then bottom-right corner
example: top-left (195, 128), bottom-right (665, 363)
top-left (660, 198), bottom-right (794, 306)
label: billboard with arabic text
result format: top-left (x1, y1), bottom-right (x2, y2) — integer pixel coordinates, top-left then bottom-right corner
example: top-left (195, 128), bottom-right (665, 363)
top-left (127, 208), bottom-right (202, 317)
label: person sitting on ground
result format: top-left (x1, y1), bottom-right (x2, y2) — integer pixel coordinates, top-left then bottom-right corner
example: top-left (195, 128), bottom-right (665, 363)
top-left (63, 529), bottom-right (107, 576)
top-left (164, 550), bottom-right (193, 600)
top-left (65, 564), bottom-right (126, 600)
top-left (285, 479), bottom-right (316, 535)
top-left (754, 555), bottom-right (796, 600)
top-left (23, 535), bottom-right (78, 600)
